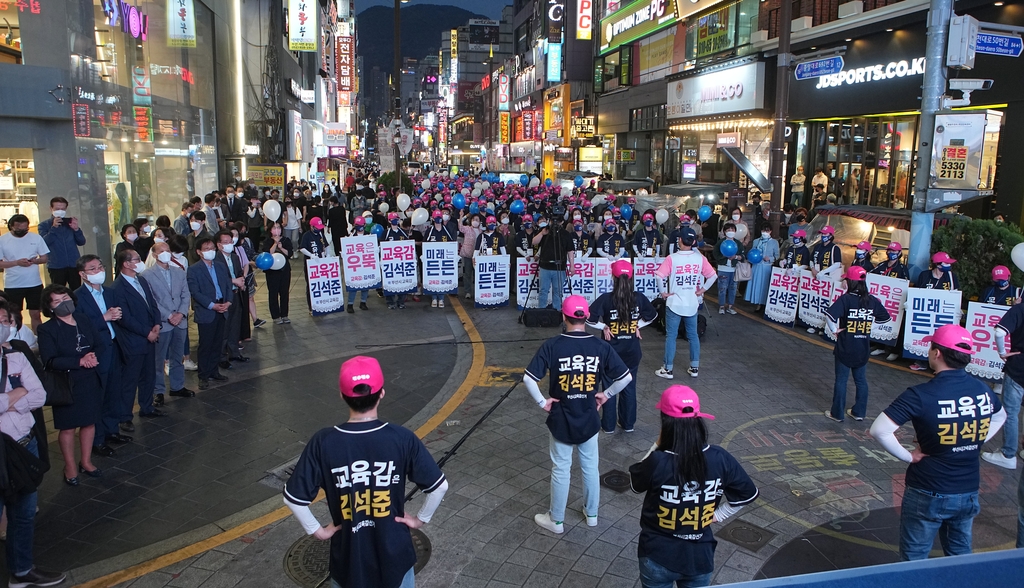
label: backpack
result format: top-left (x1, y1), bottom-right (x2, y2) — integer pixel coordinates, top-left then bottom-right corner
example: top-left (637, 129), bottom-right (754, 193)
top-left (651, 298), bottom-right (707, 341)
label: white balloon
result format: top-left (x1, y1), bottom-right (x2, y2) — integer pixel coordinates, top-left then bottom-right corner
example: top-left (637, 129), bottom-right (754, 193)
top-left (271, 252), bottom-right (287, 270)
top-left (529, 176), bottom-right (541, 188)
top-left (481, 181), bottom-right (490, 190)
top-left (263, 200), bottom-right (281, 222)
top-left (735, 223), bottom-right (749, 241)
top-left (420, 179), bottom-right (431, 190)
top-left (411, 208), bottom-right (429, 226)
top-left (397, 193), bottom-right (411, 211)
top-left (428, 171), bottom-right (436, 178)
top-left (471, 188), bottom-right (482, 198)
top-left (655, 208), bottom-right (670, 225)
top-left (591, 194), bottom-right (607, 208)
top-left (1012, 243), bottom-right (1024, 272)
top-left (461, 187), bottom-right (470, 196)
top-left (435, 193), bottom-right (444, 202)
top-left (441, 171), bottom-right (449, 178)
top-left (379, 202), bottom-right (390, 213)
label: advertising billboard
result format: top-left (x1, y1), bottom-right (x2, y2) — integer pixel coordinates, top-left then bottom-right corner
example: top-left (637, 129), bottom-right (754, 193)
top-left (468, 19), bottom-right (500, 51)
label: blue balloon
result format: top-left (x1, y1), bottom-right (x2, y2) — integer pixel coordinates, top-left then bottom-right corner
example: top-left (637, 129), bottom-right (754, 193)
top-left (452, 194), bottom-right (466, 210)
top-left (698, 205), bottom-right (712, 222)
top-left (449, 182), bottom-right (456, 190)
top-left (255, 252), bottom-right (274, 270)
top-left (370, 223), bottom-right (384, 236)
top-left (720, 239), bottom-right (738, 258)
top-left (620, 204), bottom-right (633, 221)
top-left (574, 175), bottom-right (584, 187)
top-left (469, 202), bottom-right (479, 215)
top-left (545, 178), bottom-right (553, 187)
top-left (509, 199), bottom-right (525, 214)
top-left (520, 174), bottom-right (529, 187)
top-left (747, 249), bottom-right (763, 264)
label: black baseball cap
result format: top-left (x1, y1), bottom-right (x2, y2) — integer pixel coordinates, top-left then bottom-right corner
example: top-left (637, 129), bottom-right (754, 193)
top-left (679, 228), bottom-right (697, 246)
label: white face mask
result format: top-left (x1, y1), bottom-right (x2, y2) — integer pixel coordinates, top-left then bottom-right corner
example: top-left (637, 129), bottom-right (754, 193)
top-left (732, 214), bottom-right (740, 221)
top-left (190, 221), bottom-right (202, 231)
top-left (0, 325), bottom-right (10, 345)
top-left (134, 261), bottom-right (147, 274)
top-left (154, 237), bottom-right (166, 244)
top-left (443, 214), bottom-right (450, 222)
top-left (172, 252), bottom-right (186, 261)
top-left (725, 231), bottom-right (736, 239)
top-left (157, 251), bottom-right (172, 264)
top-left (53, 209), bottom-right (67, 218)
top-left (471, 220), bottom-right (480, 228)
top-left (202, 250), bottom-right (217, 261)
top-left (231, 236), bottom-right (238, 245)
top-left (761, 232), bottom-right (771, 239)
top-left (86, 271), bottom-right (106, 285)
top-left (501, 218), bottom-right (510, 225)
top-left (126, 233), bottom-right (138, 243)
top-left (221, 243), bottom-right (234, 254)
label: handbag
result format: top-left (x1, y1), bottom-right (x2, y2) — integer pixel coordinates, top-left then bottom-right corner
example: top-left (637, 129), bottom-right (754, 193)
top-left (40, 358), bottom-right (74, 408)
top-left (735, 261), bottom-right (753, 282)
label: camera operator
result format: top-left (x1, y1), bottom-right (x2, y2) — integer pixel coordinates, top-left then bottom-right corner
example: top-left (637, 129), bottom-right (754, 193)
top-left (531, 211), bottom-right (575, 311)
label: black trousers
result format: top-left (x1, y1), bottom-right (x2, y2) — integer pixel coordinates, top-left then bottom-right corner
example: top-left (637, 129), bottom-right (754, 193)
top-left (197, 314), bottom-right (226, 380)
top-left (48, 267), bottom-right (81, 290)
top-left (222, 291), bottom-right (243, 359)
top-left (238, 288), bottom-right (251, 340)
top-left (120, 344), bottom-right (156, 418)
top-left (266, 269), bottom-right (290, 318)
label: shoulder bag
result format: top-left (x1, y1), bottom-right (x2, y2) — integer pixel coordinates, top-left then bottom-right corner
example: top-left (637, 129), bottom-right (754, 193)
top-left (40, 357), bottom-right (74, 407)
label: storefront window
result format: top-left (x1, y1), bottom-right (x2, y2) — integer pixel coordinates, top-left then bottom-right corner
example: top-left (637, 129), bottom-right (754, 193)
top-left (683, 0), bottom-right (759, 67)
top-left (0, 150), bottom-right (38, 226)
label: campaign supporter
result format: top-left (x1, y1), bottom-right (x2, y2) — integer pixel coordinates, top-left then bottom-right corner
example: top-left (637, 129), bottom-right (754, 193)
top-left (569, 217), bottom-right (593, 257)
top-left (301, 218), bottom-right (331, 312)
top-left (711, 223), bottom-right (745, 315)
top-left (852, 241), bottom-right (874, 271)
top-left (633, 213), bottom-right (663, 259)
top-left (473, 216), bottom-right (507, 257)
top-left (262, 222), bottom-right (293, 323)
top-left (587, 260), bottom-right (658, 434)
top-left (423, 211), bottom-right (455, 309)
top-left (459, 213), bottom-right (483, 300)
top-left (984, 302), bottom-right (1024, 471)
top-left (284, 356), bottom-right (448, 588)
top-left (629, 386), bottom-right (758, 588)
top-left (915, 251), bottom-right (960, 291)
top-left (381, 213), bottom-right (411, 310)
top-left (344, 218), bottom-right (370, 313)
top-left (655, 229), bottom-right (717, 380)
top-left (870, 324), bottom-right (1006, 561)
top-left (173, 201), bottom-right (193, 236)
top-left (871, 242), bottom-right (909, 279)
top-left (596, 219), bottom-right (627, 259)
top-left (744, 226), bottom-right (780, 311)
top-left (824, 266), bottom-right (891, 422)
top-left (810, 225), bottom-right (843, 282)
top-left (186, 211), bottom-right (213, 265)
top-left (722, 207), bottom-right (751, 247)
top-left (37, 197), bottom-right (86, 290)
top-left (283, 196), bottom-right (302, 256)
top-left (514, 217), bottom-right (537, 260)
top-left (114, 223), bottom-right (139, 261)
top-left (780, 229), bottom-right (810, 271)
top-left (979, 265), bottom-right (1019, 307)
top-left (532, 215), bottom-right (575, 311)
top-left (0, 214), bottom-right (49, 332)
top-left (524, 295), bottom-right (632, 533)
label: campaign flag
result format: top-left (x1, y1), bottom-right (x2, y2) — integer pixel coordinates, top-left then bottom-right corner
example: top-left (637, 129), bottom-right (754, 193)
top-left (475, 255), bottom-right (510, 307)
top-left (798, 270), bottom-right (845, 330)
top-left (380, 241), bottom-right (418, 295)
top-left (560, 258), bottom-right (598, 302)
top-left (594, 258), bottom-right (613, 297)
top-left (341, 235), bottom-right (380, 290)
top-left (764, 268), bottom-right (800, 326)
top-left (865, 274), bottom-right (909, 343)
top-left (633, 257), bottom-right (661, 301)
top-left (965, 302), bottom-right (1011, 381)
top-left (307, 257), bottom-right (344, 316)
top-left (516, 258), bottom-right (540, 310)
top-left (902, 288), bottom-right (963, 359)
top-left (421, 242), bottom-right (459, 295)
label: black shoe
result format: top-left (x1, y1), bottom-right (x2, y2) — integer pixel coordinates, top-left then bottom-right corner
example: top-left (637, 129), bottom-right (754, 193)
top-left (231, 355), bottom-right (250, 363)
top-left (93, 444), bottom-right (116, 457)
top-left (199, 379), bottom-right (210, 391)
top-left (210, 374), bottom-right (229, 381)
top-left (139, 409), bottom-right (166, 418)
top-left (347, 304), bottom-right (355, 314)
top-left (63, 475), bottom-right (78, 487)
top-left (105, 434), bottom-right (132, 444)
top-left (169, 388), bottom-right (196, 398)
top-left (253, 318), bottom-right (267, 328)
top-left (376, 289), bottom-right (384, 298)
top-left (79, 463), bottom-right (102, 478)
top-left (120, 421), bottom-right (135, 433)
top-left (10, 567), bottom-right (67, 588)
top-left (219, 361), bottom-right (233, 370)
top-left (359, 302), bottom-right (369, 310)
top-left (154, 393), bottom-right (165, 406)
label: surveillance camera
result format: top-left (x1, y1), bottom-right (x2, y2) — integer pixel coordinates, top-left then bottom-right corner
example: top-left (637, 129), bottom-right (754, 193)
top-left (949, 79), bottom-right (994, 91)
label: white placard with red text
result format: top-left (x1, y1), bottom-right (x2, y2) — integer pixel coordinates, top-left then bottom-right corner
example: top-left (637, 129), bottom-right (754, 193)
top-left (380, 241), bottom-right (418, 295)
top-left (764, 268), bottom-right (800, 326)
top-left (516, 258), bottom-right (540, 309)
top-left (594, 258), bottom-right (613, 297)
top-left (902, 289), bottom-right (963, 359)
top-left (421, 242), bottom-right (459, 295)
top-left (865, 274), bottom-right (909, 343)
top-left (965, 302), bottom-right (1010, 380)
top-left (475, 255), bottom-right (510, 307)
top-left (633, 257), bottom-right (661, 301)
top-left (560, 258), bottom-right (598, 302)
top-left (340, 235), bottom-right (381, 290)
top-left (306, 257), bottom-right (345, 316)
top-left (798, 269), bottom-right (845, 330)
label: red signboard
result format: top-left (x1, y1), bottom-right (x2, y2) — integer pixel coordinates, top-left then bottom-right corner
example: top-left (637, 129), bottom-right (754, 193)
top-left (336, 35), bottom-right (354, 93)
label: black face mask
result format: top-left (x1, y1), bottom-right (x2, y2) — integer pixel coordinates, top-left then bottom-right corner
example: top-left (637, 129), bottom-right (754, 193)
top-left (11, 229), bottom-right (27, 238)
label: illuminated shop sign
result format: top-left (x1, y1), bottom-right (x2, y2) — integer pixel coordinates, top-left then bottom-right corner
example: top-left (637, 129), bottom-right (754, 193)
top-left (814, 57), bottom-right (926, 90)
top-left (102, 0), bottom-right (149, 42)
top-left (600, 0), bottom-right (676, 55)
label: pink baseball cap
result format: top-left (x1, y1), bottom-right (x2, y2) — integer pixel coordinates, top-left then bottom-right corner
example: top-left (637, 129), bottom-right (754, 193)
top-left (922, 324), bottom-right (977, 354)
top-left (792, 229), bottom-right (807, 238)
top-left (844, 266), bottom-right (867, 281)
top-left (819, 225), bottom-right (836, 235)
top-left (353, 216), bottom-right (366, 227)
top-left (339, 356), bottom-right (385, 397)
top-left (562, 295), bottom-right (590, 319)
top-left (387, 212), bottom-right (399, 221)
top-left (856, 241), bottom-right (872, 251)
top-left (932, 251), bottom-right (956, 264)
top-left (310, 217), bottom-right (325, 230)
top-left (993, 265), bottom-right (1011, 280)
top-left (656, 386), bottom-right (715, 420)
top-left (604, 218), bottom-right (617, 227)
top-left (887, 242), bottom-right (903, 252)
top-left (611, 259), bottom-right (633, 278)
top-left (642, 213), bottom-right (654, 221)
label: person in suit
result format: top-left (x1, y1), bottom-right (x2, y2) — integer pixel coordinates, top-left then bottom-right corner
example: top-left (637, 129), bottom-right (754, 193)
top-left (111, 249), bottom-right (164, 426)
top-left (326, 195), bottom-right (349, 255)
top-left (223, 185), bottom-right (247, 223)
top-left (74, 254), bottom-right (129, 457)
top-left (214, 230), bottom-right (249, 367)
top-left (187, 237), bottom-right (232, 390)
top-left (140, 241), bottom-right (195, 405)
top-left (202, 193), bottom-right (222, 234)
top-left (186, 210), bottom-right (212, 265)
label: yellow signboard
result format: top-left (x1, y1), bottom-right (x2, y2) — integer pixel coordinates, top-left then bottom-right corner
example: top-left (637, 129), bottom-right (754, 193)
top-left (249, 164), bottom-right (286, 191)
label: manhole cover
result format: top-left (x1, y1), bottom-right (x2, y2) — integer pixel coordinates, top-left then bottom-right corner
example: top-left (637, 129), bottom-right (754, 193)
top-left (717, 519), bottom-right (776, 553)
top-left (601, 469), bottom-right (631, 493)
top-left (283, 528), bottom-right (432, 587)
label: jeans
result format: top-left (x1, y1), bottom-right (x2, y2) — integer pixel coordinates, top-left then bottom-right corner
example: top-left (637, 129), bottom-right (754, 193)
top-left (538, 269), bottom-right (566, 310)
top-left (830, 359), bottom-right (869, 420)
top-left (549, 432), bottom-right (600, 522)
top-left (284, 228), bottom-right (301, 255)
top-left (602, 365), bottom-right (639, 431)
top-left (899, 486), bottom-right (980, 561)
top-left (998, 375), bottom-right (1023, 459)
top-left (638, 556), bottom-right (712, 588)
top-left (461, 257), bottom-right (475, 293)
top-left (663, 309), bottom-right (699, 372)
top-left (1018, 467), bottom-right (1024, 549)
top-left (331, 567), bottom-right (414, 588)
top-left (1, 437), bottom-right (38, 575)
top-left (346, 289), bottom-right (369, 304)
top-left (154, 327), bottom-right (186, 395)
top-left (386, 294), bottom-right (407, 307)
top-left (717, 271), bottom-right (737, 306)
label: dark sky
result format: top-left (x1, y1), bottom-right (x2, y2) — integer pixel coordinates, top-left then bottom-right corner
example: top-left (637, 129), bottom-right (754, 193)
top-left (354, 0), bottom-right (506, 20)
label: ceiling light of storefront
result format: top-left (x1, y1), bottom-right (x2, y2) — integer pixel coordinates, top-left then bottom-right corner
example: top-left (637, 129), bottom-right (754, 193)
top-left (670, 118), bottom-right (774, 132)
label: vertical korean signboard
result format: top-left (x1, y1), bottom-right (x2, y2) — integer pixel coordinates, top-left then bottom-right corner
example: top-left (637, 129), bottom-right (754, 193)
top-left (576, 0), bottom-right (592, 40)
top-left (288, 0), bottom-right (317, 52)
top-left (167, 0), bottom-right (197, 47)
top-left (336, 35), bottom-right (354, 93)
top-left (497, 73), bottom-right (510, 111)
top-left (548, 0), bottom-right (565, 42)
top-left (499, 112), bottom-right (511, 144)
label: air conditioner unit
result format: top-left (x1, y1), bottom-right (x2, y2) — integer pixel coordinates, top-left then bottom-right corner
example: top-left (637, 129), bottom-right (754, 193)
top-left (838, 1), bottom-right (864, 18)
top-left (750, 30), bottom-right (769, 43)
top-left (791, 16), bottom-right (814, 32)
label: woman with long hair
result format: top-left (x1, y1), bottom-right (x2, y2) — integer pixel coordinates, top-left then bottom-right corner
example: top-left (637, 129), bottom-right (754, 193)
top-left (629, 386), bottom-right (758, 587)
top-left (587, 260), bottom-right (657, 433)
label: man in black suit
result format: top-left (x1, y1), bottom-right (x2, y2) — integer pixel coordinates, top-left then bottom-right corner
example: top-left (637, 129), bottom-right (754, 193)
top-left (111, 249), bottom-right (164, 426)
top-left (223, 185), bottom-right (247, 223)
top-left (215, 230), bottom-right (249, 367)
top-left (326, 195), bottom-right (349, 256)
top-left (75, 254), bottom-right (130, 455)
top-left (187, 237), bottom-right (233, 390)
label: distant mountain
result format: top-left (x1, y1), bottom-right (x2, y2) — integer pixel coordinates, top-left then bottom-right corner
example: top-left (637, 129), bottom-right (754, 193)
top-left (356, 4), bottom-right (488, 76)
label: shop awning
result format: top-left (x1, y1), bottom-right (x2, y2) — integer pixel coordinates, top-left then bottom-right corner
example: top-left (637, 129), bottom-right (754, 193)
top-left (813, 205), bottom-right (959, 231)
top-left (718, 147), bottom-right (772, 193)
top-left (599, 179), bottom-right (654, 191)
top-left (658, 182), bottom-right (736, 197)
top-left (556, 170), bottom-right (600, 180)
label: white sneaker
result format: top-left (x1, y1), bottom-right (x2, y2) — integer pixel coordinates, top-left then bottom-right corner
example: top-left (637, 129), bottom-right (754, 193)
top-left (807, 327), bottom-right (817, 334)
top-left (581, 509), bottom-right (598, 527)
top-left (981, 451), bottom-right (1018, 470)
top-left (687, 367), bottom-right (699, 378)
top-left (465, 292), bottom-right (472, 299)
top-left (534, 512), bottom-right (564, 534)
top-left (886, 353), bottom-right (900, 362)
top-left (870, 348), bottom-right (887, 356)
top-left (183, 359), bottom-right (198, 371)
top-left (719, 307), bottom-right (725, 315)
top-left (431, 299), bottom-right (438, 308)
top-left (438, 300), bottom-right (445, 308)
top-left (726, 308), bottom-right (737, 315)
top-left (655, 367), bottom-right (674, 380)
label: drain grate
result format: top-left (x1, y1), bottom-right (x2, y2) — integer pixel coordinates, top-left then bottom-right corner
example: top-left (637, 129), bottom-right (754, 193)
top-left (283, 528), bottom-right (432, 587)
top-left (717, 518), bottom-right (776, 552)
top-left (260, 456), bottom-right (301, 490)
top-left (601, 469), bottom-right (632, 493)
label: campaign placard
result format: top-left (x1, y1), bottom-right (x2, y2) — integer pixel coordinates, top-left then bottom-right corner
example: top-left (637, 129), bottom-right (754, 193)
top-left (764, 268), bottom-right (800, 326)
top-left (798, 270), bottom-right (845, 330)
top-left (633, 257), bottom-right (661, 302)
top-left (380, 241), bottom-right (418, 295)
top-left (421, 242), bottom-right (458, 295)
top-left (865, 274), bottom-right (909, 343)
top-left (307, 257), bottom-right (344, 316)
top-left (965, 302), bottom-right (1010, 381)
top-left (340, 235), bottom-right (380, 290)
top-left (475, 255), bottom-right (510, 308)
top-left (560, 258), bottom-right (598, 302)
top-left (903, 289), bottom-right (963, 359)
top-left (594, 258), bottom-right (613, 297)
top-left (516, 258), bottom-right (540, 309)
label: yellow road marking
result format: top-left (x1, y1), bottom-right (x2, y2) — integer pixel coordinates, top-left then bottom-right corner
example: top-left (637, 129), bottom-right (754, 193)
top-left (76, 296), bottom-right (486, 587)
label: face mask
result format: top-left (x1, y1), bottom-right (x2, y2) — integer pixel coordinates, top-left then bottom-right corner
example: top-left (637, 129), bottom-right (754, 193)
top-left (524, 223), bottom-right (533, 229)
top-left (86, 271), bottom-right (105, 285)
top-left (293, 192), bottom-right (300, 197)
top-left (265, 190), bottom-right (271, 196)
top-left (190, 221), bottom-right (202, 231)
top-left (154, 237), bottom-right (166, 244)
top-left (126, 233), bottom-right (138, 242)
top-left (822, 234), bottom-right (833, 243)
top-left (793, 238), bottom-right (803, 246)
top-left (784, 213), bottom-right (792, 222)
top-left (390, 220), bottom-right (400, 226)
top-left (613, 214), bottom-right (621, 220)
top-left (221, 243), bottom-right (234, 254)
top-left (0, 325), bottom-right (10, 344)
top-left (573, 214), bottom-right (582, 221)
top-left (231, 236), bottom-right (238, 245)
top-left (442, 214), bottom-right (450, 222)
top-left (732, 214), bottom-right (741, 221)
top-left (538, 222), bottom-right (548, 229)
top-left (938, 263), bottom-right (951, 273)
top-left (54, 300), bottom-right (76, 317)
top-left (487, 223), bottom-right (496, 231)
top-left (606, 226), bottom-right (616, 233)
top-left (202, 250), bottom-right (217, 261)
top-left (856, 250), bottom-right (866, 258)
top-left (173, 252), bottom-right (186, 262)
top-left (157, 251), bottom-right (172, 264)
top-left (604, 215), bottom-right (612, 221)
top-left (997, 280), bottom-right (1010, 289)
top-left (134, 261), bottom-right (147, 274)
top-left (573, 223), bottom-right (583, 232)
top-left (226, 193), bottom-right (234, 199)
top-left (762, 232), bottom-right (771, 240)
top-left (725, 231), bottom-right (736, 239)
top-left (888, 252), bottom-right (900, 261)
top-left (501, 218), bottom-right (510, 225)
top-left (53, 209), bottom-right (67, 218)
top-left (471, 220), bottom-right (480, 228)
top-left (644, 220), bottom-right (653, 228)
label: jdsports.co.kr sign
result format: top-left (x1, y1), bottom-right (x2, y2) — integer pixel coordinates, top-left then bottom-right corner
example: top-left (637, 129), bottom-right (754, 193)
top-left (815, 57), bottom-right (925, 89)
